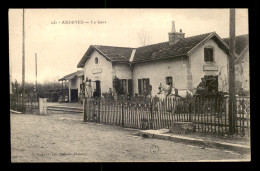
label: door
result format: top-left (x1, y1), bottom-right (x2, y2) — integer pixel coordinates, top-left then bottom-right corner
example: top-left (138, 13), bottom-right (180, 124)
top-left (71, 89), bottom-right (78, 102)
top-left (96, 81), bottom-right (101, 97)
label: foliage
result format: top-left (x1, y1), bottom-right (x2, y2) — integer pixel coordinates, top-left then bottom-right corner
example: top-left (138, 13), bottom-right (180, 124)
top-left (11, 80), bottom-right (62, 102)
top-left (113, 76), bottom-right (125, 95)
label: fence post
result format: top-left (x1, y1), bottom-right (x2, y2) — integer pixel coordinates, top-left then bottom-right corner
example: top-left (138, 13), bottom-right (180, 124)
top-left (84, 98), bottom-right (90, 122)
top-left (150, 102), bottom-right (154, 129)
top-left (83, 98), bottom-right (86, 122)
top-left (122, 102), bottom-right (124, 126)
top-left (98, 100), bottom-right (101, 123)
top-left (189, 99), bottom-right (192, 122)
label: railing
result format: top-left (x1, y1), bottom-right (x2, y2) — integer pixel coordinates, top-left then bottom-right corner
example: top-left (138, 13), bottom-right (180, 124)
top-left (10, 95), bottom-right (39, 114)
top-left (83, 96), bottom-right (250, 136)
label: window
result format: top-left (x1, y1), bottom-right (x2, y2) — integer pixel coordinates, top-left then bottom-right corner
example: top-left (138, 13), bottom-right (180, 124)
top-left (119, 79), bottom-right (127, 93)
top-left (95, 57), bottom-right (99, 64)
top-left (166, 76), bottom-right (173, 86)
top-left (204, 48), bottom-right (214, 62)
top-left (138, 78), bottom-right (150, 95)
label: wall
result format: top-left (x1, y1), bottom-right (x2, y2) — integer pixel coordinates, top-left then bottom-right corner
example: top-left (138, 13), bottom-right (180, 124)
top-left (83, 50), bottom-right (113, 94)
top-left (190, 39), bottom-right (229, 92)
top-left (236, 49), bottom-right (249, 92)
top-left (70, 77), bottom-right (78, 89)
top-left (68, 75), bottom-right (83, 101)
top-left (77, 76), bottom-right (82, 96)
top-left (132, 58), bottom-right (189, 96)
top-left (113, 63), bottom-right (132, 79)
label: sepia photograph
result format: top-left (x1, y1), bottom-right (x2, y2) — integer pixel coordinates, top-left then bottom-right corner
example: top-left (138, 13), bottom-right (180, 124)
top-left (9, 8), bottom-right (250, 162)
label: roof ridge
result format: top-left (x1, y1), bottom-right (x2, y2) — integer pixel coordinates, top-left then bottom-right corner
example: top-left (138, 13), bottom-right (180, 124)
top-left (185, 32), bottom-right (214, 39)
top-left (93, 45), bottom-right (134, 49)
top-left (136, 41), bottom-right (169, 48)
top-left (135, 32), bottom-right (214, 49)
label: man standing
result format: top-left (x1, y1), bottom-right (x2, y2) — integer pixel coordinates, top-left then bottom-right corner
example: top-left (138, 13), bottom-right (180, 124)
top-left (85, 79), bottom-right (92, 98)
top-left (108, 88), bottom-right (114, 100)
top-left (93, 89), bottom-right (98, 98)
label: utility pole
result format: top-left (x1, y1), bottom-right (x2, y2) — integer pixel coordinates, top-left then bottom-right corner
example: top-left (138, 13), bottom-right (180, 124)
top-left (22, 8), bottom-right (25, 108)
top-left (228, 8), bottom-right (236, 135)
top-left (35, 53), bottom-right (38, 101)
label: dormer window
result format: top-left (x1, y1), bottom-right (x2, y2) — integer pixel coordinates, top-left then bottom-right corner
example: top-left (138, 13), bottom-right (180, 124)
top-left (204, 48), bottom-right (214, 62)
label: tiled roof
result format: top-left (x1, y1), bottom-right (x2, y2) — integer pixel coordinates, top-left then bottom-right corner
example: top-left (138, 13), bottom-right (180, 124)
top-left (77, 32), bottom-right (227, 67)
top-left (133, 32), bottom-right (213, 62)
top-left (59, 70), bottom-right (84, 81)
top-left (223, 34), bottom-right (249, 56)
top-left (93, 45), bottom-right (134, 62)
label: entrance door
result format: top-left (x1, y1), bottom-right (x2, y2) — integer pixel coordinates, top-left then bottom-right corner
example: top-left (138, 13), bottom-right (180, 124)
top-left (96, 81), bottom-right (101, 97)
top-left (71, 89), bottom-right (78, 102)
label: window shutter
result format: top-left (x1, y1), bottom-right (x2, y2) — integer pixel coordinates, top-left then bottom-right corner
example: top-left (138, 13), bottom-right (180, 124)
top-left (146, 79), bottom-right (150, 94)
top-left (138, 79), bottom-right (142, 95)
top-left (128, 79), bottom-right (133, 96)
top-left (204, 48), bottom-right (208, 62)
top-left (147, 78), bottom-right (151, 95)
top-left (209, 49), bottom-right (213, 61)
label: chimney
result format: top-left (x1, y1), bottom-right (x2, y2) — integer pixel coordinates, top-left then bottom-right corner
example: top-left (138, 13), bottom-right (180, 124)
top-left (168, 21), bottom-right (185, 46)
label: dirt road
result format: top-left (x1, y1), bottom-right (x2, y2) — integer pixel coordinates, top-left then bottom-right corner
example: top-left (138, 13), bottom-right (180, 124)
top-left (10, 113), bottom-right (250, 162)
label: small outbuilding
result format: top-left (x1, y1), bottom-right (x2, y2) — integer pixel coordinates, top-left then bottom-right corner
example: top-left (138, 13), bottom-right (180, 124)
top-left (59, 70), bottom-right (84, 102)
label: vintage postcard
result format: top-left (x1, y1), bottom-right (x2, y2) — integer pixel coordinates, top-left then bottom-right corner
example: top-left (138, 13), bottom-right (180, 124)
top-left (9, 8), bottom-right (250, 162)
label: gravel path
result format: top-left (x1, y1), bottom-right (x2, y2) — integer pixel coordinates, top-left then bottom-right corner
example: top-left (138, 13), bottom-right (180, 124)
top-left (11, 113), bottom-right (250, 162)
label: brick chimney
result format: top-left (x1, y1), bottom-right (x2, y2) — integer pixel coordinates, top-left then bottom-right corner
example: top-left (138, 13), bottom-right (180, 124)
top-left (168, 21), bottom-right (185, 45)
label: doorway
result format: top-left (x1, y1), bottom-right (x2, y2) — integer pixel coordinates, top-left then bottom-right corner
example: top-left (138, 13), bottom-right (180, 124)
top-left (95, 81), bottom-right (101, 97)
top-left (71, 89), bottom-right (78, 102)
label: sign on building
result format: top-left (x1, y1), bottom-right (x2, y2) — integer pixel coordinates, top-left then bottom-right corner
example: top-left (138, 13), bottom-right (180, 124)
top-left (203, 65), bottom-right (218, 71)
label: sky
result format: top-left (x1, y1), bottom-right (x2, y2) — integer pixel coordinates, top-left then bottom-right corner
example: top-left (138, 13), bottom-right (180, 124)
top-left (9, 8), bottom-right (248, 84)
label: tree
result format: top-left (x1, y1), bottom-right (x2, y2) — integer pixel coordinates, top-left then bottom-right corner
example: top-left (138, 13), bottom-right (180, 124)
top-left (138, 30), bottom-right (152, 47)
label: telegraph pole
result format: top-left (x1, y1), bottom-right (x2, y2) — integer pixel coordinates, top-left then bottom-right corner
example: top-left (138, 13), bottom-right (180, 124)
top-left (35, 53), bottom-right (38, 101)
top-left (22, 8), bottom-right (25, 107)
top-left (228, 8), bottom-right (236, 135)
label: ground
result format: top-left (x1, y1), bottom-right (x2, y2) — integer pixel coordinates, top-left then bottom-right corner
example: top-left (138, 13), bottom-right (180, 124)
top-left (11, 113), bottom-right (250, 162)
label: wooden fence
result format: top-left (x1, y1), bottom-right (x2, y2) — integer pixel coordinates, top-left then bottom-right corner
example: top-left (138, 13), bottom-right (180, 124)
top-left (10, 95), bottom-right (39, 113)
top-left (83, 96), bottom-right (250, 136)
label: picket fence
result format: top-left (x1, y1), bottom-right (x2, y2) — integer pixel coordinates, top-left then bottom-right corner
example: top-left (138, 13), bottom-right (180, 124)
top-left (83, 96), bottom-right (250, 136)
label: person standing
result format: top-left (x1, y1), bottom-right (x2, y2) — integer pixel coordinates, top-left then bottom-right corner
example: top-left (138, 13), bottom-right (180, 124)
top-left (93, 89), bottom-right (98, 98)
top-left (85, 79), bottom-right (92, 98)
top-left (108, 88), bottom-right (114, 100)
top-left (196, 77), bottom-right (207, 96)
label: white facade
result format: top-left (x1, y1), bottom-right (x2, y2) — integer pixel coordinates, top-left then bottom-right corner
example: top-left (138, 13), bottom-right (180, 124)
top-left (132, 58), bottom-right (188, 96)
top-left (69, 76), bottom-right (83, 97)
top-left (83, 50), bottom-right (113, 94)
top-left (113, 63), bottom-right (132, 80)
top-left (132, 39), bottom-right (229, 96)
top-left (235, 48), bottom-right (249, 93)
top-left (81, 37), bottom-right (229, 97)
top-left (190, 39), bottom-right (229, 92)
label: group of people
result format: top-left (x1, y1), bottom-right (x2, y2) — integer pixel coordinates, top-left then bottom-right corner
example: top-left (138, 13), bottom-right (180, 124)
top-left (83, 77), bottom-right (208, 99)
